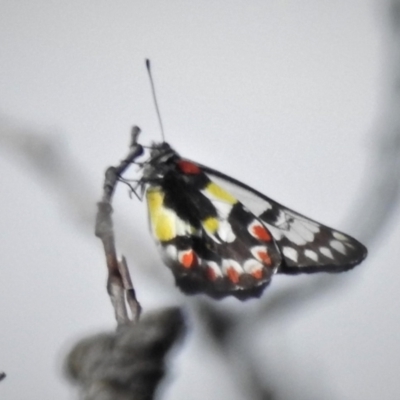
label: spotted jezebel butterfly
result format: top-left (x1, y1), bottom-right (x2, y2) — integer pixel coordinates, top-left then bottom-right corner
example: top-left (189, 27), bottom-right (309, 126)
top-left (128, 61), bottom-right (367, 300)
top-left (135, 142), bottom-right (367, 300)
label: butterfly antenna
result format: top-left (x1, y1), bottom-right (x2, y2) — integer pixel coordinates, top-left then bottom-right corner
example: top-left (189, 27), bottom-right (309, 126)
top-left (146, 59), bottom-right (166, 142)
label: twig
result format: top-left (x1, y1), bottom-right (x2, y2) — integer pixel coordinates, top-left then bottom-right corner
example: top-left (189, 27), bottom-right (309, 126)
top-left (95, 126), bottom-right (144, 325)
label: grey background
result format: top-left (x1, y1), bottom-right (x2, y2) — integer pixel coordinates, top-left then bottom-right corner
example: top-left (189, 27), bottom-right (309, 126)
top-left (1, 1), bottom-right (399, 399)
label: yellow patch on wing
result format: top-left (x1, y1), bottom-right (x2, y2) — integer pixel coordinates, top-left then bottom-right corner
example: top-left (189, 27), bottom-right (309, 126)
top-left (205, 182), bottom-right (237, 204)
top-left (202, 216), bottom-right (219, 234)
top-left (146, 187), bottom-right (176, 242)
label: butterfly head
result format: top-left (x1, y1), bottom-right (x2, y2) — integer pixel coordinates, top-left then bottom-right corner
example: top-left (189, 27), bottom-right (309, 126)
top-left (148, 141), bottom-right (176, 161)
top-left (141, 141), bottom-right (179, 181)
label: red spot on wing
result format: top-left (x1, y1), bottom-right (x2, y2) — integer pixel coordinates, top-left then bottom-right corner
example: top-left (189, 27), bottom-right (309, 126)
top-left (180, 251), bottom-right (197, 268)
top-left (252, 224), bottom-right (272, 242)
top-left (257, 251), bottom-right (272, 266)
top-left (206, 266), bottom-right (218, 281)
top-left (251, 269), bottom-right (263, 280)
top-left (227, 267), bottom-right (240, 284)
top-left (177, 160), bottom-right (201, 174)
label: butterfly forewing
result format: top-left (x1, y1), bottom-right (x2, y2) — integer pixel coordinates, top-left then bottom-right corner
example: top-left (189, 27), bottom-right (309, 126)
top-left (197, 163), bottom-right (367, 274)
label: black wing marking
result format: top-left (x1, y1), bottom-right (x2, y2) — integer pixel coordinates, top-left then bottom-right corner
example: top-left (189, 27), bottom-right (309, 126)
top-left (193, 161), bottom-right (367, 274)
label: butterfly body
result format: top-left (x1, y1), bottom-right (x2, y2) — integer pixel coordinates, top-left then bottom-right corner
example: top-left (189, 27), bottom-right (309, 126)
top-left (138, 142), bottom-right (367, 300)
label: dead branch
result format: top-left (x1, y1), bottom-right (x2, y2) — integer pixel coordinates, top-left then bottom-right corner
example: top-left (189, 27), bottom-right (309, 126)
top-left (95, 126), bottom-right (144, 325)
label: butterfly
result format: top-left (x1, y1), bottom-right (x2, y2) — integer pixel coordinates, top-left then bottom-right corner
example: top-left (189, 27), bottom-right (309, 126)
top-left (133, 140), bottom-right (367, 300)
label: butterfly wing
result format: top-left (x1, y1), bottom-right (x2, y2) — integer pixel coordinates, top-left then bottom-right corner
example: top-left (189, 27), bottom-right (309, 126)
top-left (145, 159), bottom-right (282, 299)
top-left (195, 162), bottom-right (367, 274)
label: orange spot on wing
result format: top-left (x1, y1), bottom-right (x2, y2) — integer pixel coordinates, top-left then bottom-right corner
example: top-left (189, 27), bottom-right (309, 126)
top-left (206, 266), bottom-right (218, 281)
top-left (177, 160), bottom-right (201, 174)
top-left (258, 251), bottom-right (272, 266)
top-left (227, 267), bottom-right (240, 284)
top-left (181, 251), bottom-right (197, 268)
top-left (251, 269), bottom-right (263, 280)
top-left (252, 225), bottom-right (272, 242)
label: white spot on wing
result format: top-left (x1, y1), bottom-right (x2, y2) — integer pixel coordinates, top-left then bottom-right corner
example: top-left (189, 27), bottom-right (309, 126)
top-left (175, 215), bottom-right (194, 236)
top-left (300, 220), bottom-right (320, 233)
top-left (291, 222), bottom-right (315, 243)
top-left (210, 200), bottom-right (233, 218)
top-left (218, 220), bottom-right (236, 243)
top-left (304, 249), bottom-right (318, 262)
top-left (320, 247), bottom-right (334, 259)
top-left (206, 261), bottom-right (223, 277)
top-left (284, 229), bottom-right (307, 246)
top-left (283, 247), bottom-right (298, 262)
top-left (333, 232), bottom-right (348, 241)
top-left (243, 259), bottom-right (264, 274)
top-left (330, 240), bottom-right (347, 255)
top-left (164, 245), bottom-right (177, 260)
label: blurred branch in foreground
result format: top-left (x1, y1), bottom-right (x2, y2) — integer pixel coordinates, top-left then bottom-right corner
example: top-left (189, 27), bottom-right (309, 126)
top-left (0, 115), bottom-right (95, 228)
top-left (65, 307), bottom-right (185, 400)
top-left (346, 0), bottom-right (400, 244)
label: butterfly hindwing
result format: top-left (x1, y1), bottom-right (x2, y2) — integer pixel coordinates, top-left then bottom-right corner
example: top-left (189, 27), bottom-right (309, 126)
top-left (145, 159), bottom-right (281, 299)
